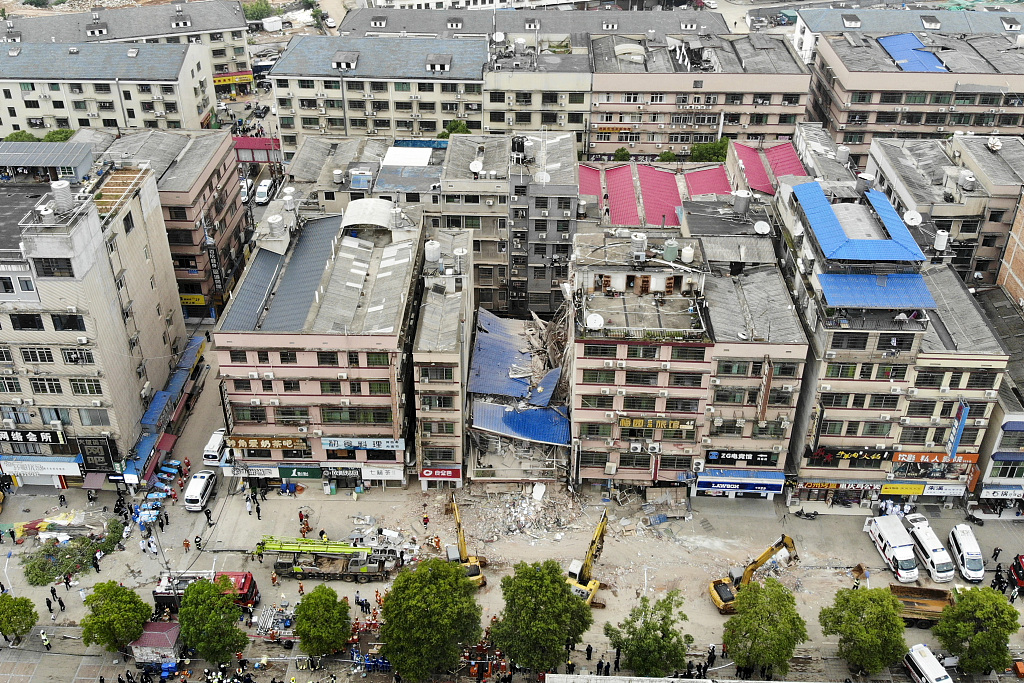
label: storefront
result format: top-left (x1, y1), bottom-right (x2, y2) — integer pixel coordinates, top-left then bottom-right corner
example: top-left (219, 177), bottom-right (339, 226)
top-left (693, 468), bottom-right (785, 500)
top-left (0, 455), bottom-right (83, 488)
top-left (794, 479), bottom-right (883, 505)
top-left (705, 449), bottom-right (780, 468)
top-left (886, 451), bottom-right (974, 503)
top-left (361, 463), bottom-right (405, 489)
top-left (213, 71), bottom-right (254, 96)
top-left (419, 465), bottom-right (463, 491)
top-left (323, 466), bottom-right (361, 491)
top-left (979, 484), bottom-right (1024, 500)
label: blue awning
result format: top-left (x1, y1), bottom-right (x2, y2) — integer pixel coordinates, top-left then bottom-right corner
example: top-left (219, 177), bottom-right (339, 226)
top-left (122, 432), bottom-right (159, 481)
top-left (0, 453), bottom-right (83, 464)
top-left (141, 391), bottom-right (172, 430)
top-left (471, 401), bottom-right (570, 446)
top-left (992, 452), bottom-right (1024, 462)
top-left (818, 273), bottom-right (936, 310)
top-left (1003, 421), bottom-right (1024, 432)
top-left (176, 335), bottom-right (205, 371)
top-left (696, 468), bottom-right (784, 492)
top-left (701, 468), bottom-right (786, 480)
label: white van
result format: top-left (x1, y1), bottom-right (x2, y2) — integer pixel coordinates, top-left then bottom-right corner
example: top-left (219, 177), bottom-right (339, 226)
top-left (909, 523), bottom-right (955, 582)
top-left (254, 178), bottom-right (274, 205)
top-left (184, 470), bottom-right (218, 512)
top-left (239, 178), bottom-right (253, 204)
top-left (904, 644), bottom-right (952, 683)
top-left (948, 524), bottom-right (985, 582)
top-left (866, 515), bottom-right (919, 582)
top-left (203, 428), bottom-right (226, 466)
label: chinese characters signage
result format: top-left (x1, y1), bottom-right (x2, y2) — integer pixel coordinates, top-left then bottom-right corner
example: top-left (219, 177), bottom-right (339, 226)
top-left (617, 417), bottom-right (695, 430)
top-left (807, 446), bottom-right (893, 462)
top-left (225, 436), bottom-right (308, 450)
top-left (706, 450), bottom-right (779, 466)
top-left (0, 429), bottom-right (66, 445)
top-left (78, 436), bottom-right (117, 472)
top-left (421, 467), bottom-right (461, 480)
top-left (207, 242), bottom-right (224, 293)
top-left (321, 437), bottom-right (405, 451)
top-left (894, 451), bottom-right (978, 464)
top-left (946, 399), bottom-right (970, 456)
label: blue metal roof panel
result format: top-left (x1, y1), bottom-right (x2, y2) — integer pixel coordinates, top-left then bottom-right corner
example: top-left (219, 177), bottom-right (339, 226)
top-left (122, 432), bottom-right (160, 480)
top-left (818, 273), bottom-right (936, 309)
top-left (176, 335), bottom-right (204, 370)
top-left (165, 368), bottom-right (189, 402)
top-left (219, 249), bottom-right (284, 331)
top-left (991, 453), bottom-right (1024, 462)
top-left (468, 308), bottom-right (533, 398)
top-left (261, 217), bottom-right (344, 332)
top-left (141, 391), bottom-right (172, 429)
top-left (471, 401), bottom-right (570, 446)
top-left (877, 33), bottom-right (948, 73)
top-left (1003, 421), bottom-right (1024, 432)
top-left (529, 368), bottom-right (561, 407)
top-left (703, 468), bottom-right (786, 480)
top-left (865, 189), bottom-right (927, 261)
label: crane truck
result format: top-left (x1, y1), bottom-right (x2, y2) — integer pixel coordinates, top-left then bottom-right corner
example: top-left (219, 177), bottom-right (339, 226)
top-left (567, 508), bottom-right (608, 608)
top-left (709, 534), bottom-right (799, 614)
top-left (446, 500), bottom-right (487, 587)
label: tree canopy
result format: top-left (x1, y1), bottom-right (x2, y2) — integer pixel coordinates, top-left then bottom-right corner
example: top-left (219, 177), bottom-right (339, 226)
top-left (81, 582), bottom-right (153, 653)
top-left (294, 584), bottom-right (350, 656)
top-left (657, 151), bottom-right (678, 162)
top-left (612, 147), bottom-right (631, 161)
top-left (42, 130), bottom-right (76, 142)
top-left (491, 560), bottom-right (593, 673)
top-left (4, 131), bottom-right (39, 142)
top-left (0, 594), bottom-right (37, 641)
top-left (380, 558), bottom-right (482, 682)
top-left (689, 138), bottom-right (729, 162)
top-left (178, 577), bottom-right (249, 664)
top-left (438, 120), bottom-right (471, 139)
top-left (604, 590), bottom-right (693, 677)
top-left (723, 579), bottom-right (808, 677)
top-left (819, 587), bottom-right (906, 675)
top-left (934, 587), bottom-right (1020, 673)
top-left (242, 0), bottom-right (274, 21)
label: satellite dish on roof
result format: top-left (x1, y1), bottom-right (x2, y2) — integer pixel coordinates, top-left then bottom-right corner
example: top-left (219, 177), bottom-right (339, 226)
top-left (586, 313), bottom-right (605, 330)
top-left (469, 160), bottom-right (484, 173)
top-left (534, 171), bottom-right (551, 184)
top-left (903, 210), bottom-right (923, 227)
top-left (753, 221), bottom-right (771, 235)
top-left (453, 247), bottom-right (468, 257)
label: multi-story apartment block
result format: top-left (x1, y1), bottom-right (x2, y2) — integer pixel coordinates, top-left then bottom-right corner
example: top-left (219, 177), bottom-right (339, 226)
top-left (0, 42), bottom-right (213, 137)
top-left (864, 135), bottom-right (1024, 285)
top-left (775, 177), bottom-right (1007, 507)
top-left (2, 1), bottom-right (252, 96)
top-left (268, 35), bottom-right (488, 161)
top-left (99, 130), bottom-right (250, 320)
top-left (0, 166), bottom-right (186, 487)
top-left (808, 31), bottom-right (1024, 168)
top-left (413, 231), bottom-right (473, 490)
top-left (215, 200), bottom-right (423, 490)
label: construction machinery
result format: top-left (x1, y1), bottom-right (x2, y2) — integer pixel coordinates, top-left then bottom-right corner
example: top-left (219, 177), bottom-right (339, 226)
top-left (709, 534), bottom-right (799, 614)
top-left (446, 500), bottom-right (487, 587)
top-left (273, 552), bottom-right (392, 583)
top-left (889, 584), bottom-right (957, 629)
top-left (257, 535), bottom-right (399, 561)
top-left (567, 508), bottom-right (608, 608)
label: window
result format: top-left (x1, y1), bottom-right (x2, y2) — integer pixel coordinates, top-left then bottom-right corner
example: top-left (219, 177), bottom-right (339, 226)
top-left (825, 363), bottom-right (857, 379)
top-left (916, 370), bottom-right (944, 389)
top-left (618, 453), bottom-right (652, 469)
top-left (966, 371), bottom-right (997, 390)
top-left (669, 373), bottom-right (702, 387)
top-left (671, 346), bottom-right (705, 361)
top-left (33, 258), bottom-right (74, 277)
top-left (709, 420), bottom-right (743, 436)
top-left (581, 395), bottom-right (614, 409)
top-left (369, 381), bottom-right (391, 396)
top-left (233, 405), bottom-right (266, 423)
top-left (752, 422), bottom-right (785, 438)
top-left (901, 426), bottom-right (929, 445)
top-left (366, 352), bottom-right (389, 366)
top-left (579, 452), bottom-right (609, 468)
top-left (234, 379), bottom-right (252, 391)
top-left (421, 367), bottom-right (454, 382)
top-left (878, 334), bottom-right (914, 352)
top-left (716, 360), bottom-right (748, 376)
top-left (70, 378), bottom-right (102, 395)
top-left (862, 422), bottom-right (892, 437)
top-left (831, 332), bottom-right (868, 350)
top-left (10, 314), bottom-right (43, 330)
top-left (626, 345), bottom-right (658, 359)
top-left (767, 389), bottom-right (792, 406)
top-left (0, 348), bottom-right (10, 363)
top-left (877, 364), bottom-right (908, 381)
top-left (40, 407), bottom-right (71, 426)
top-left (78, 407), bottom-right (109, 426)
top-left (714, 388), bottom-right (746, 404)
top-left (582, 369), bottom-right (615, 384)
top-left (0, 379), bottom-right (20, 393)
top-left (279, 351), bottom-right (297, 364)
top-left (869, 394), bottom-right (899, 410)
top-left (622, 396), bottom-right (656, 411)
top-left (317, 351), bottom-right (339, 366)
top-left (282, 379), bottom-right (300, 392)
top-left (820, 420), bottom-right (843, 436)
top-left (665, 398), bottom-right (700, 412)
top-left (21, 347), bottom-right (53, 363)
top-left (229, 350), bottom-right (247, 363)
top-left (907, 400), bottom-right (937, 417)
top-left (319, 381), bottom-right (342, 395)
top-left (421, 395), bottom-right (454, 410)
top-left (30, 378), bottom-right (61, 394)
top-left (1000, 432), bottom-right (1024, 449)
top-left (820, 393), bottom-right (850, 408)
top-left (51, 314), bottom-right (85, 331)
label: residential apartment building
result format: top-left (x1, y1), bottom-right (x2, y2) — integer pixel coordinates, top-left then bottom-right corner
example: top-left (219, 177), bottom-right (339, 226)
top-left (268, 35), bottom-right (488, 161)
top-left (1, 1), bottom-right (252, 96)
top-left (0, 166), bottom-right (186, 487)
top-left (0, 42), bottom-right (213, 137)
top-left (100, 130), bottom-right (250, 320)
top-left (808, 31), bottom-right (1024, 168)
top-left (413, 231), bottom-right (473, 490)
top-left (774, 177), bottom-right (1007, 506)
top-left (214, 200), bottom-right (423, 489)
top-left (864, 135), bottom-right (1024, 285)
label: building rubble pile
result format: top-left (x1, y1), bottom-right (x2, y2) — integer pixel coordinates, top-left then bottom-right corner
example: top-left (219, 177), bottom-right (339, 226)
top-left (53, 0), bottom-right (140, 12)
top-left (454, 489), bottom-right (584, 547)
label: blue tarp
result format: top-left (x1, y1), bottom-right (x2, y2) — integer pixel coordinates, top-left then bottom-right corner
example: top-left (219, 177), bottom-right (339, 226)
top-left (471, 401), bottom-right (570, 445)
top-left (793, 182), bottom-right (926, 261)
top-left (176, 335), bottom-right (204, 371)
top-left (393, 139), bottom-right (449, 149)
top-left (141, 391), bottom-right (173, 431)
top-left (468, 308), bottom-right (556, 406)
top-left (818, 273), bottom-right (936, 309)
top-left (878, 33), bottom-right (948, 73)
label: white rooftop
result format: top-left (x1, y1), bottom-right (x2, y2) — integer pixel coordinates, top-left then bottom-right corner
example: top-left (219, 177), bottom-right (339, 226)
top-left (383, 147), bottom-right (432, 167)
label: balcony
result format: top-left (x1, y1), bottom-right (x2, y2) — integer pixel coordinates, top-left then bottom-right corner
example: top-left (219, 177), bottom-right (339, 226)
top-left (818, 303), bottom-right (929, 332)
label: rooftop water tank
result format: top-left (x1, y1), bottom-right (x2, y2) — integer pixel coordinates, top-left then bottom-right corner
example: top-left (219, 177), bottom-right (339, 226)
top-left (425, 240), bottom-right (441, 263)
top-left (680, 244), bottom-right (695, 264)
top-left (663, 238), bottom-right (679, 262)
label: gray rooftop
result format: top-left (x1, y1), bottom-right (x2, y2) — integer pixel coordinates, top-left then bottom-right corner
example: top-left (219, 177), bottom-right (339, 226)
top-left (976, 287), bottom-right (1024, 390)
top-left (69, 128), bottom-right (119, 157)
top-left (920, 263), bottom-right (1005, 355)
top-left (825, 32), bottom-right (1024, 74)
top-left (956, 136), bottom-right (1024, 187)
top-left (0, 185), bottom-right (52, 252)
top-left (795, 122), bottom-right (856, 183)
top-left (798, 8), bottom-right (1024, 35)
top-left (0, 42), bottom-right (194, 82)
top-left (261, 217), bottom-right (344, 332)
top-left (681, 201), bottom-right (771, 236)
top-left (6, 0), bottom-right (246, 43)
top-left (101, 130), bottom-right (229, 193)
top-left (442, 135), bottom-right (511, 181)
top-left (871, 139), bottom-right (968, 207)
top-left (271, 35), bottom-right (487, 80)
top-left (218, 248), bottom-right (284, 332)
top-left (339, 7), bottom-right (729, 39)
top-left (415, 230), bottom-right (471, 354)
top-left (700, 235), bottom-right (777, 264)
top-left (0, 141), bottom-right (92, 170)
top-left (511, 131), bottom-right (578, 187)
top-left (703, 267), bottom-right (807, 344)
top-left (591, 33), bottom-right (804, 74)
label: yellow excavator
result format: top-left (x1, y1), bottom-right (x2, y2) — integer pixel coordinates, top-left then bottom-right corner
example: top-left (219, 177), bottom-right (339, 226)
top-left (567, 508), bottom-right (608, 608)
top-left (446, 500), bottom-right (487, 588)
top-left (709, 534), bottom-right (799, 614)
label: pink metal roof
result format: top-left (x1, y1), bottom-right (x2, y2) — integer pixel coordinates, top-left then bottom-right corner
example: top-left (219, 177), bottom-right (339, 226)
top-left (232, 136), bottom-right (281, 151)
top-left (684, 166), bottom-right (731, 196)
top-left (734, 143), bottom-right (775, 196)
top-left (764, 143), bottom-right (806, 180)
top-left (637, 165), bottom-right (681, 226)
top-left (131, 622), bottom-right (180, 649)
top-left (606, 165), bottom-right (639, 225)
top-left (579, 165), bottom-right (602, 207)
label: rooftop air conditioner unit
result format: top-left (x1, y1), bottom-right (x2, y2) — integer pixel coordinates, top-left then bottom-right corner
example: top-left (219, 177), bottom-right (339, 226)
top-left (268, 399), bottom-right (280, 406)
top-left (658, 389), bottom-right (669, 397)
top-left (825, 351), bottom-right (837, 359)
top-left (890, 386), bottom-right (902, 394)
top-left (263, 372), bottom-right (275, 380)
top-left (772, 445), bottom-right (783, 453)
top-left (661, 362), bottom-right (670, 370)
top-left (986, 390), bottom-right (998, 398)
top-left (700, 436), bottom-right (712, 445)
top-left (692, 458), bottom-right (705, 472)
top-left (647, 443), bottom-right (661, 453)
top-left (616, 388), bottom-right (626, 395)
top-left (709, 378), bottom-right (721, 385)
top-left (880, 414), bottom-right (891, 421)
top-left (616, 360), bottom-right (626, 368)
top-left (297, 426), bottom-right (308, 433)
top-left (339, 399), bottom-right (350, 406)
top-left (899, 417), bottom-right (910, 424)
top-left (974, 419), bottom-right (986, 426)
top-left (603, 360), bottom-right (614, 368)
top-left (337, 372), bottom-right (348, 380)
top-left (819, 384), bottom-right (832, 392)
top-left (940, 386), bottom-right (950, 393)
top-left (77, 337), bottom-right (89, 344)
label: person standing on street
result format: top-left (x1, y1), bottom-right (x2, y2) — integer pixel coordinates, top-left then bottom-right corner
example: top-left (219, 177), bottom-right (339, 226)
top-left (92, 556), bottom-right (100, 572)
top-left (182, 539), bottom-right (190, 553)
top-left (57, 494), bottom-right (66, 508)
top-left (1012, 586), bottom-right (1019, 604)
top-left (255, 503), bottom-right (261, 520)
top-left (586, 644), bottom-right (593, 661)
top-left (422, 513), bottom-right (429, 530)
top-left (246, 499), bottom-right (252, 516)
top-left (49, 586), bottom-right (57, 602)
top-left (45, 598), bottom-right (52, 614)
top-left (195, 536), bottom-right (203, 552)
top-left (40, 631), bottom-right (50, 651)
top-left (204, 509), bottom-right (214, 527)
top-left (157, 517), bottom-right (164, 533)
top-left (994, 546), bottom-right (1004, 561)
top-left (57, 597), bottom-right (64, 612)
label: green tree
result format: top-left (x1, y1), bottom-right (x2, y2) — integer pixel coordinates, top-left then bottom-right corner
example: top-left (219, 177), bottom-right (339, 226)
top-left (4, 131), bottom-right (39, 142)
top-left (178, 577), bottom-right (249, 664)
top-left (604, 590), bottom-right (693, 677)
top-left (612, 147), bottom-right (631, 161)
top-left (657, 151), bottom-right (678, 162)
top-left (42, 129), bottom-right (76, 142)
top-left (491, 560), bottom-right (593, 673)
top-left (81, 581), bottom-right (152, 654)
top-left (438, 120), bottom-right (471, 139)
top-left (380, 559), bottom-right (482, 682)
top-left (934, 587), bottom-right (1020, 673)
top-left (689, 138), bottom-right (729, 162)
top-left (242, 0), bottom-right (274, 21)
top-left (0, 594), bottom-right (38, 643)
top-left (723, 579), bottom-right (808, 678)
top-left (294, 584), bottom-right (350, 656)
top-left (819, 588), bottom-right (906, 675)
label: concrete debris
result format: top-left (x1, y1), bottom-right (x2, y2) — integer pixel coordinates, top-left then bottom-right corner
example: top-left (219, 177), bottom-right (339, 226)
top-left (455, 489), bottom-right (583, 544)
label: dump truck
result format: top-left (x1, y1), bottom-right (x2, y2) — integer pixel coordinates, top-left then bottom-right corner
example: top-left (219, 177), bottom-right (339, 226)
top-left (273, 551), bottom-right (392, 582)
top-left (889, 584), bottom-right (956, 629)
top-left (709, 535), bottom-right (798, 614)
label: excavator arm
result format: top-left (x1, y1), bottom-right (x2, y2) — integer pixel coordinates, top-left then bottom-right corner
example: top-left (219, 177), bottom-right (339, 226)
top-left (739, 534), bottom-right (798, 585)
top-left (453, 500), bottom-right (468, 563)
top-left (579, 509), bottom-right (608, 584)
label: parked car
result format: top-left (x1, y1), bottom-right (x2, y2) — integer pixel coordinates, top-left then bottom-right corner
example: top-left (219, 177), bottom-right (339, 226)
top-left (704, 1), bottom-right (718, 8)
top-left (239, 178), bottom-right (254, 204)
top-left (325, 17), bottom-right (336, 28)
top-left (254, 178), bottom-right (275, 205)
top-left (253, 105), bottom-right (270, 119)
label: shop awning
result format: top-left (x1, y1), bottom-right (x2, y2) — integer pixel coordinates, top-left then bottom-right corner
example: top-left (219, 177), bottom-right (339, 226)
top-left (982, 484), bottom-right (1024, 494)
top-left (156, 433), bottom-right (178, 453)
top-left (82, 472), bottom-right (107, 489)
top-left (1002, 421), bottom-right (1024, 432)
top-left (702, 468), bottom-right (785, 481)
top-left (992, 452), bottom-right (1024, 462)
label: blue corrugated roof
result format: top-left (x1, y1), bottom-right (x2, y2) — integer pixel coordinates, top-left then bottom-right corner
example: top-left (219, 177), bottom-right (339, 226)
top-left (0, 454), bottom-right (82, 464)
top-left (165, 368), bottom-right (189, 402)
top-left (219, 249), bottom-right (284, 331)
top-left (141, 391), bottom-right (172, 430)
top-left (468, 308), bottom-right (552, 402)
top-left (123, 432), bottom-right (160, 481)
top-left (793, 182), bottom-right (926, 261)
top-left (176, 335), bottom-right (204, 371)
top-left (471, 401), bottom-right (570, 445)
top-left (532, 368), bottom-right (561, 407)
top-left (818, 273), bottom-right (936, 309)
top-left (262, 217), bottom-right (344, 332)
top-left (878, 33), bottom-right (948, 73)
top-left (702, 468), bottom-right (786, 480)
